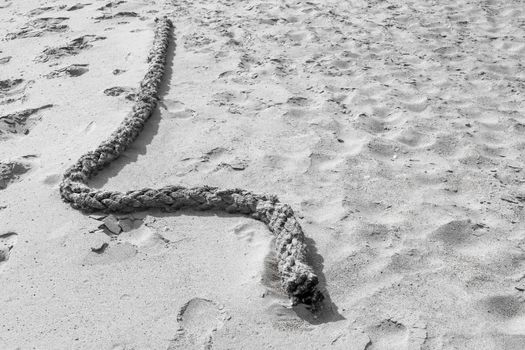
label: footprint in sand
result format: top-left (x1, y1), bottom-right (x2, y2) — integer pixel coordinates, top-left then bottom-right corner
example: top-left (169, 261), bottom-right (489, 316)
top-left (161, 99), bottom-right (195, 119)
top-left (0, 78), bottom-right (24, 93)
top-left (355, 222), bottom-right (400, 247)
top-left (232, 222), bottom-right (257, 243)
top-left (286, 96), bottom-right (311, 107)
top-left (94, 11), bottom-right (139, 21)
top-left (353, 113), bottom-right (386, 134)
top-left (366, 138), bottom-right (403, 159)
top-left (0, 232), bottom-right (18, 269)
top-left (427, 133), bottom-right (461, 157)
top-left (0, 160), bottom-right (31, 190)
top-left (330, 329), bottom-right (372, 350)
top-left (45, 64), bottom-right (89, 78)
top-left (0, 104), bottom-right (53, 139)
top-left (87, 214), bottom-right (170, 258)
top-left (385, 247), bottom-right (435, 274)
top-left (182, 32), bottom-right (216, 51)
top-left (42, 173), bottom-right (61, 186)
top-left (103, 86), bottom-right (137, 101)
top-left (5, 17), bottom-right (69, 40)
top-left (365, 319), bottom-right (410, 350)
top-left (401, 97), bottom-right (429, 113)
top-left (307, 152), bottom-right (342, 174)
top-left (96, 1), bottom-right (126, 12)
top-left (168, 298), bottom-right (229, 349)
top-left (0, 78), bottom-right (33, 105)
top-left (268, 56), bottom-right (297, 77)
top-left (199, 147), bottom-right (229, 168)
top-left (35, 35), bottom-right (106, 63)
top-left (429, 219), bottom-right (475, 248)
top-left (394, 127), bottom-right (430, 148)
top-left (479, 295), bottom-right (525, 320)
top-left (208, 90), bottom-right (249, 111)
top-left (303, 53), bottom-right (351, 77)
top-left (27, 5), bottom-right (65, 16)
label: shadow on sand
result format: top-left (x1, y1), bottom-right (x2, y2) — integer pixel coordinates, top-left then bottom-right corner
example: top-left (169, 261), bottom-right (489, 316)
top-left (294, 237), bottom-right (345, 324)
top-left (84, 28), bottom-right (344, 325)
top-left (90, 25), bottom-right (176, 188)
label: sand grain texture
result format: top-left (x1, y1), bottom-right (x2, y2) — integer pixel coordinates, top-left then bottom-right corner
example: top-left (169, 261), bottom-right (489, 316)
top-left (1, 0), bottom-right (524, 349)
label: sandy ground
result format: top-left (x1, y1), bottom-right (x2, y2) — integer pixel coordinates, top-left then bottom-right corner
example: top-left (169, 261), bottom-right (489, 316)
top-left (1, 0), bottom-right (525, 349)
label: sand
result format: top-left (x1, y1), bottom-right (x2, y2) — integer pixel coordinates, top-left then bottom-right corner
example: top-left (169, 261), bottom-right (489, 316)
top-left (1, 0), bottom-right (524, 349)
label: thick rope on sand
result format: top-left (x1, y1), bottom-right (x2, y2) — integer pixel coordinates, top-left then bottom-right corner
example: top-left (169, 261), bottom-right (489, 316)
top-left (60, 17), bottom-right (324, 307)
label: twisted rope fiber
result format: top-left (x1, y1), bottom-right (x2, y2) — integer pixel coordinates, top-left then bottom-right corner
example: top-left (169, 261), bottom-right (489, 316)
top-left (60, 17), bottom-right (323, 307)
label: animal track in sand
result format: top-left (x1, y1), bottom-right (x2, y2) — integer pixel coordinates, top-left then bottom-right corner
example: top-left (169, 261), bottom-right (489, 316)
top-left (169, 298), bottom-right (230, 350)
top-left (35, 35), bottom-right (106, 63)
top-left (0, 232), bottom-right (18, 269)
top-left (0, 104), bottom-right (53, 139)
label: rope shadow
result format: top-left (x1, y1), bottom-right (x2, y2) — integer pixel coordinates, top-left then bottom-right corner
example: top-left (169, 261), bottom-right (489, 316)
top-left (66, 18), bottom-right (342, 320)
top-left (90, 25), bottom-right (176, 189)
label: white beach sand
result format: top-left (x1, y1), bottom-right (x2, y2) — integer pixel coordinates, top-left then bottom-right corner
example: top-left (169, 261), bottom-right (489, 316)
top-left (1, 0), bottom-right (524, 349)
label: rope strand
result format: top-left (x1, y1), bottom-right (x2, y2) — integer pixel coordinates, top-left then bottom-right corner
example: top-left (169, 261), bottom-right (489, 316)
top-left (60, 17), bottom-right (324, 307)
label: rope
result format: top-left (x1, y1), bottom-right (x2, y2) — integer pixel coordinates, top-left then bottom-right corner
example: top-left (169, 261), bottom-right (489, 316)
top-left (60, 17), bottom-right (324, 307)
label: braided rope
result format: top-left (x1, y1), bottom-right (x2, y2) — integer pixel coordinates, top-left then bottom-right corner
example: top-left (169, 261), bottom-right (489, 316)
top-left (60, 17), bottom-right (323, 307)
